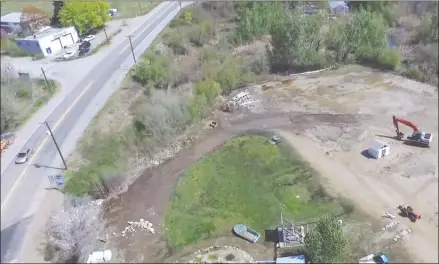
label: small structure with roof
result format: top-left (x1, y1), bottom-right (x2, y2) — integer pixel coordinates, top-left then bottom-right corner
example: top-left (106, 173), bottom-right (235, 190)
top-left (328, 1), bottom-right (349, 16)
top-left (15, 26), bottom-right (79, 56)
top-left (86, 249), bottom-right (112, 263)
top-left (367, 140), bottom-right (390, 159)
top-left (277, 213), bottom-right (305, 248)
top-left (1, 11), bottom-right (48, 34)
top-left (1, 12), bottom-right (23, 33)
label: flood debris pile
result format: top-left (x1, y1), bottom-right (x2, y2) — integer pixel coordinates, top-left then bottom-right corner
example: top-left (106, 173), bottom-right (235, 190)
top-left (120, 218), bottom-right (155, 237)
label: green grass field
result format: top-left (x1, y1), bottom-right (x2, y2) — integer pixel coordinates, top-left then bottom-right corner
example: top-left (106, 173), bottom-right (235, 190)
top-left (1, 1), bottom-right (158, 19)
top-left (165, 135), bottom-right (341, 248)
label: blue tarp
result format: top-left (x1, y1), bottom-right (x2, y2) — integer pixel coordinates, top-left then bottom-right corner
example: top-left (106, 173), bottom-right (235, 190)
top-left (378, 254), bottom-right (390, 264)
top-left (276, 255), bottom-right (306, 264)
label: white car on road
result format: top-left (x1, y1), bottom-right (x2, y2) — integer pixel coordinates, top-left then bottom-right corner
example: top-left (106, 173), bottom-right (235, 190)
top-left (15, 148), bottom-right (31, 164)
top-left (63, 50), bottom-right (76, 59)
top-left (83, 35), bottom-right (96, 42)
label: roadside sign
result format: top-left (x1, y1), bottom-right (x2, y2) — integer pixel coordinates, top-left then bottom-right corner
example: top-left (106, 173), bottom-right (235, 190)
top-left (48, 175), bottom-right (54, 184)
top-left (55, 175), bottom-right (64, 187)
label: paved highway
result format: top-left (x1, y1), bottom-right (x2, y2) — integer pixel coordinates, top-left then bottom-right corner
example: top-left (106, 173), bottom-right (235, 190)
top-left (0, 2), bottom-right (191, 262)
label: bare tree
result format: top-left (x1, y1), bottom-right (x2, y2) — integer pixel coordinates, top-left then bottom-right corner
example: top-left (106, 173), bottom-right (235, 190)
top-left (46, 196), bottom-right (105, 263)
top-left (20, 5), bottom-right (50, 35)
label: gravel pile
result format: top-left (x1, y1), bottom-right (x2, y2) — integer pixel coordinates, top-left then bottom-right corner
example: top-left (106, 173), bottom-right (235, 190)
top-left (121, 218), bottom-right (155, 237)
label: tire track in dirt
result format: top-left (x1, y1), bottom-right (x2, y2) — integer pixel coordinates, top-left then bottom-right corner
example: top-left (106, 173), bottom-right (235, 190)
top-left (108, 112), bottom-right (437, 263)
top-left (276, 131), bottom-right (438, 263)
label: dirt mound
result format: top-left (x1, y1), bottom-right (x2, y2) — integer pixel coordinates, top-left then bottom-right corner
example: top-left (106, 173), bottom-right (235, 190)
top-left (182, 245), bottom-right (255, 263)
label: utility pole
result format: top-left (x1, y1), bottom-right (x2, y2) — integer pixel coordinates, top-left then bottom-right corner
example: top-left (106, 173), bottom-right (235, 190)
top-left (41, 67), bottom-right (51, 90)
top-left (103, 27), bottom-right (108, 42)
top-left (128, 35), bottom-right (136, 64)
top-left (44, 121), bottom-right (67, 170)
top-left (179, 0), bottom-right (182, 9)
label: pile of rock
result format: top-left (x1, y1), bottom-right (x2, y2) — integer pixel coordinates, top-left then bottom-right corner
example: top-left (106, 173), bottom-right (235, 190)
top-left (178, 245), bottom-right (255, 263)
top-left (90, 199), bottom-right (104, 207)
top-left (121, 218), bottom-right (155, 237)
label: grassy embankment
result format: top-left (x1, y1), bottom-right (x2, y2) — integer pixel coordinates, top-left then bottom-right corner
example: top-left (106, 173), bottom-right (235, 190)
top-left (1, 79), bottom-right (59, 133)
top-left (63, 3), bottom-right (268, 197)
top-left (165, 135), bottom-right (341, 248)
top-left (0, 1), bottom-right (157, 18)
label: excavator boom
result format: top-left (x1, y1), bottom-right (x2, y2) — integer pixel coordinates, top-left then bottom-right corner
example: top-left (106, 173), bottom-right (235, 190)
top-left (392, 115), bottom-right (432, 147)
top-left (392, 115), bottom-right (419, 133)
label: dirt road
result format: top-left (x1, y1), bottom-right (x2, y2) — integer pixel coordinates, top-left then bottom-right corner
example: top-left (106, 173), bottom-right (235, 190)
top-left (108, 112), bottom-right (437, 263)
top-left (107, 112), bottom-right (360, 262)
top-left (108, 67), bottom-right (438, 263)
top-left (277, 130), bottom-right (438, 263)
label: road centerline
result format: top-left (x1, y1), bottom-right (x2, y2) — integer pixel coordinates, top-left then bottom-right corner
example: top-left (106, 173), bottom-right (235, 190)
top-left (118, 3), bottom-right (177, 55)
top-left (1, 81), bottom-right (94, 211)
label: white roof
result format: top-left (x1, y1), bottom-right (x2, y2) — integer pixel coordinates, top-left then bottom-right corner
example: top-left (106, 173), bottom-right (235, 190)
top-left (276, 255), bottom-right (306, 264)
top-left (1, 12), bottom-right (22, 24)
top-left (329, 1), bottom-right (348, 9)
top-left (369, 140), bottom-right (388, 151)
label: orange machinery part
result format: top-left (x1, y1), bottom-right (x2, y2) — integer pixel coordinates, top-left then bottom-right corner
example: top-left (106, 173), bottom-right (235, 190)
top-left (392, 115), bottom-right (420, 133)
top-left (1, 139), bottom-right (9, 151)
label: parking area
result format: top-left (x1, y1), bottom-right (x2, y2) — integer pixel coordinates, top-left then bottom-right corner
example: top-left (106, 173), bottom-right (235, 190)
top-left (53, 19), bottom-right (125, 62)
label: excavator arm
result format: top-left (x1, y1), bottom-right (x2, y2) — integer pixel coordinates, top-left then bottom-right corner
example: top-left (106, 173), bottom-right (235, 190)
top-left (392, 115), bottom-right (432, 147)
top-left (392, 115), bottom-right (419, 139)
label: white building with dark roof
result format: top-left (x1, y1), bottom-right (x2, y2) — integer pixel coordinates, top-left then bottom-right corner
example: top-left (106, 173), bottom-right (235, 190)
top-left (15, 26), bottom-right (79, 57)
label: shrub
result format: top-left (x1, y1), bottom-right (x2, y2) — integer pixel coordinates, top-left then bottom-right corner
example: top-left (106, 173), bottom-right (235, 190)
top-left (188, 95), bottom-right (208, 121)
top-left (399, 66), bottom-right (425, 82)
top-left (166, 32), bottom-right (188, 55)
top-left (188, 20), bottom-right (214, 47)
top-left (417, 12), bottom-right (438, 44)
top-left (214, 57), bottom-right (241, 95)
top-left (268, 12), bottom-right (327, 72)
top-left (234, 2), bottom-right (283, 44)
top-left (64, 135), bottom-right (124, 197)
top-left (132, 52), bottom-right (172, 89)
top-left (133, 90), bottom-right (191, 151)
top-left (378, 48), bottom-right (401, 70)
top-left (208, 254), bottom-right (218, 260)
top-left (0, 38), bottom-right (29, 57)
top-left (246, 55), bottom-right (270, 75)
top-left (225, 254), bottom-right (235, 261)
top-left (194, 79), bottom-right (221, 104)
top-left (199, 47), bottom-right (225, 78)
top-left (183, 11), bottom-right (193, 23)
top-left (305, 215), bottom-right (347, 263)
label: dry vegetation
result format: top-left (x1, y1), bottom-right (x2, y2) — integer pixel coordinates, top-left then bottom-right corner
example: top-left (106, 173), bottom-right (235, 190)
top-left (64, 2), bottom-right (269, 198)
top-left (47, 2), bottom-right (437, 263)
top-left (385, 2), bottom-right (438, 85)
top-left (64, 1), bottom-right (437, 200)
top-left (1, 65), bottom-right (59, 133)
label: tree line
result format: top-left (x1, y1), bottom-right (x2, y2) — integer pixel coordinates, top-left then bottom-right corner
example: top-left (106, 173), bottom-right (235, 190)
top-left (17, 1), bottom-right (110, 36)
top-left (233, 1), bottom-right (438, 78)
